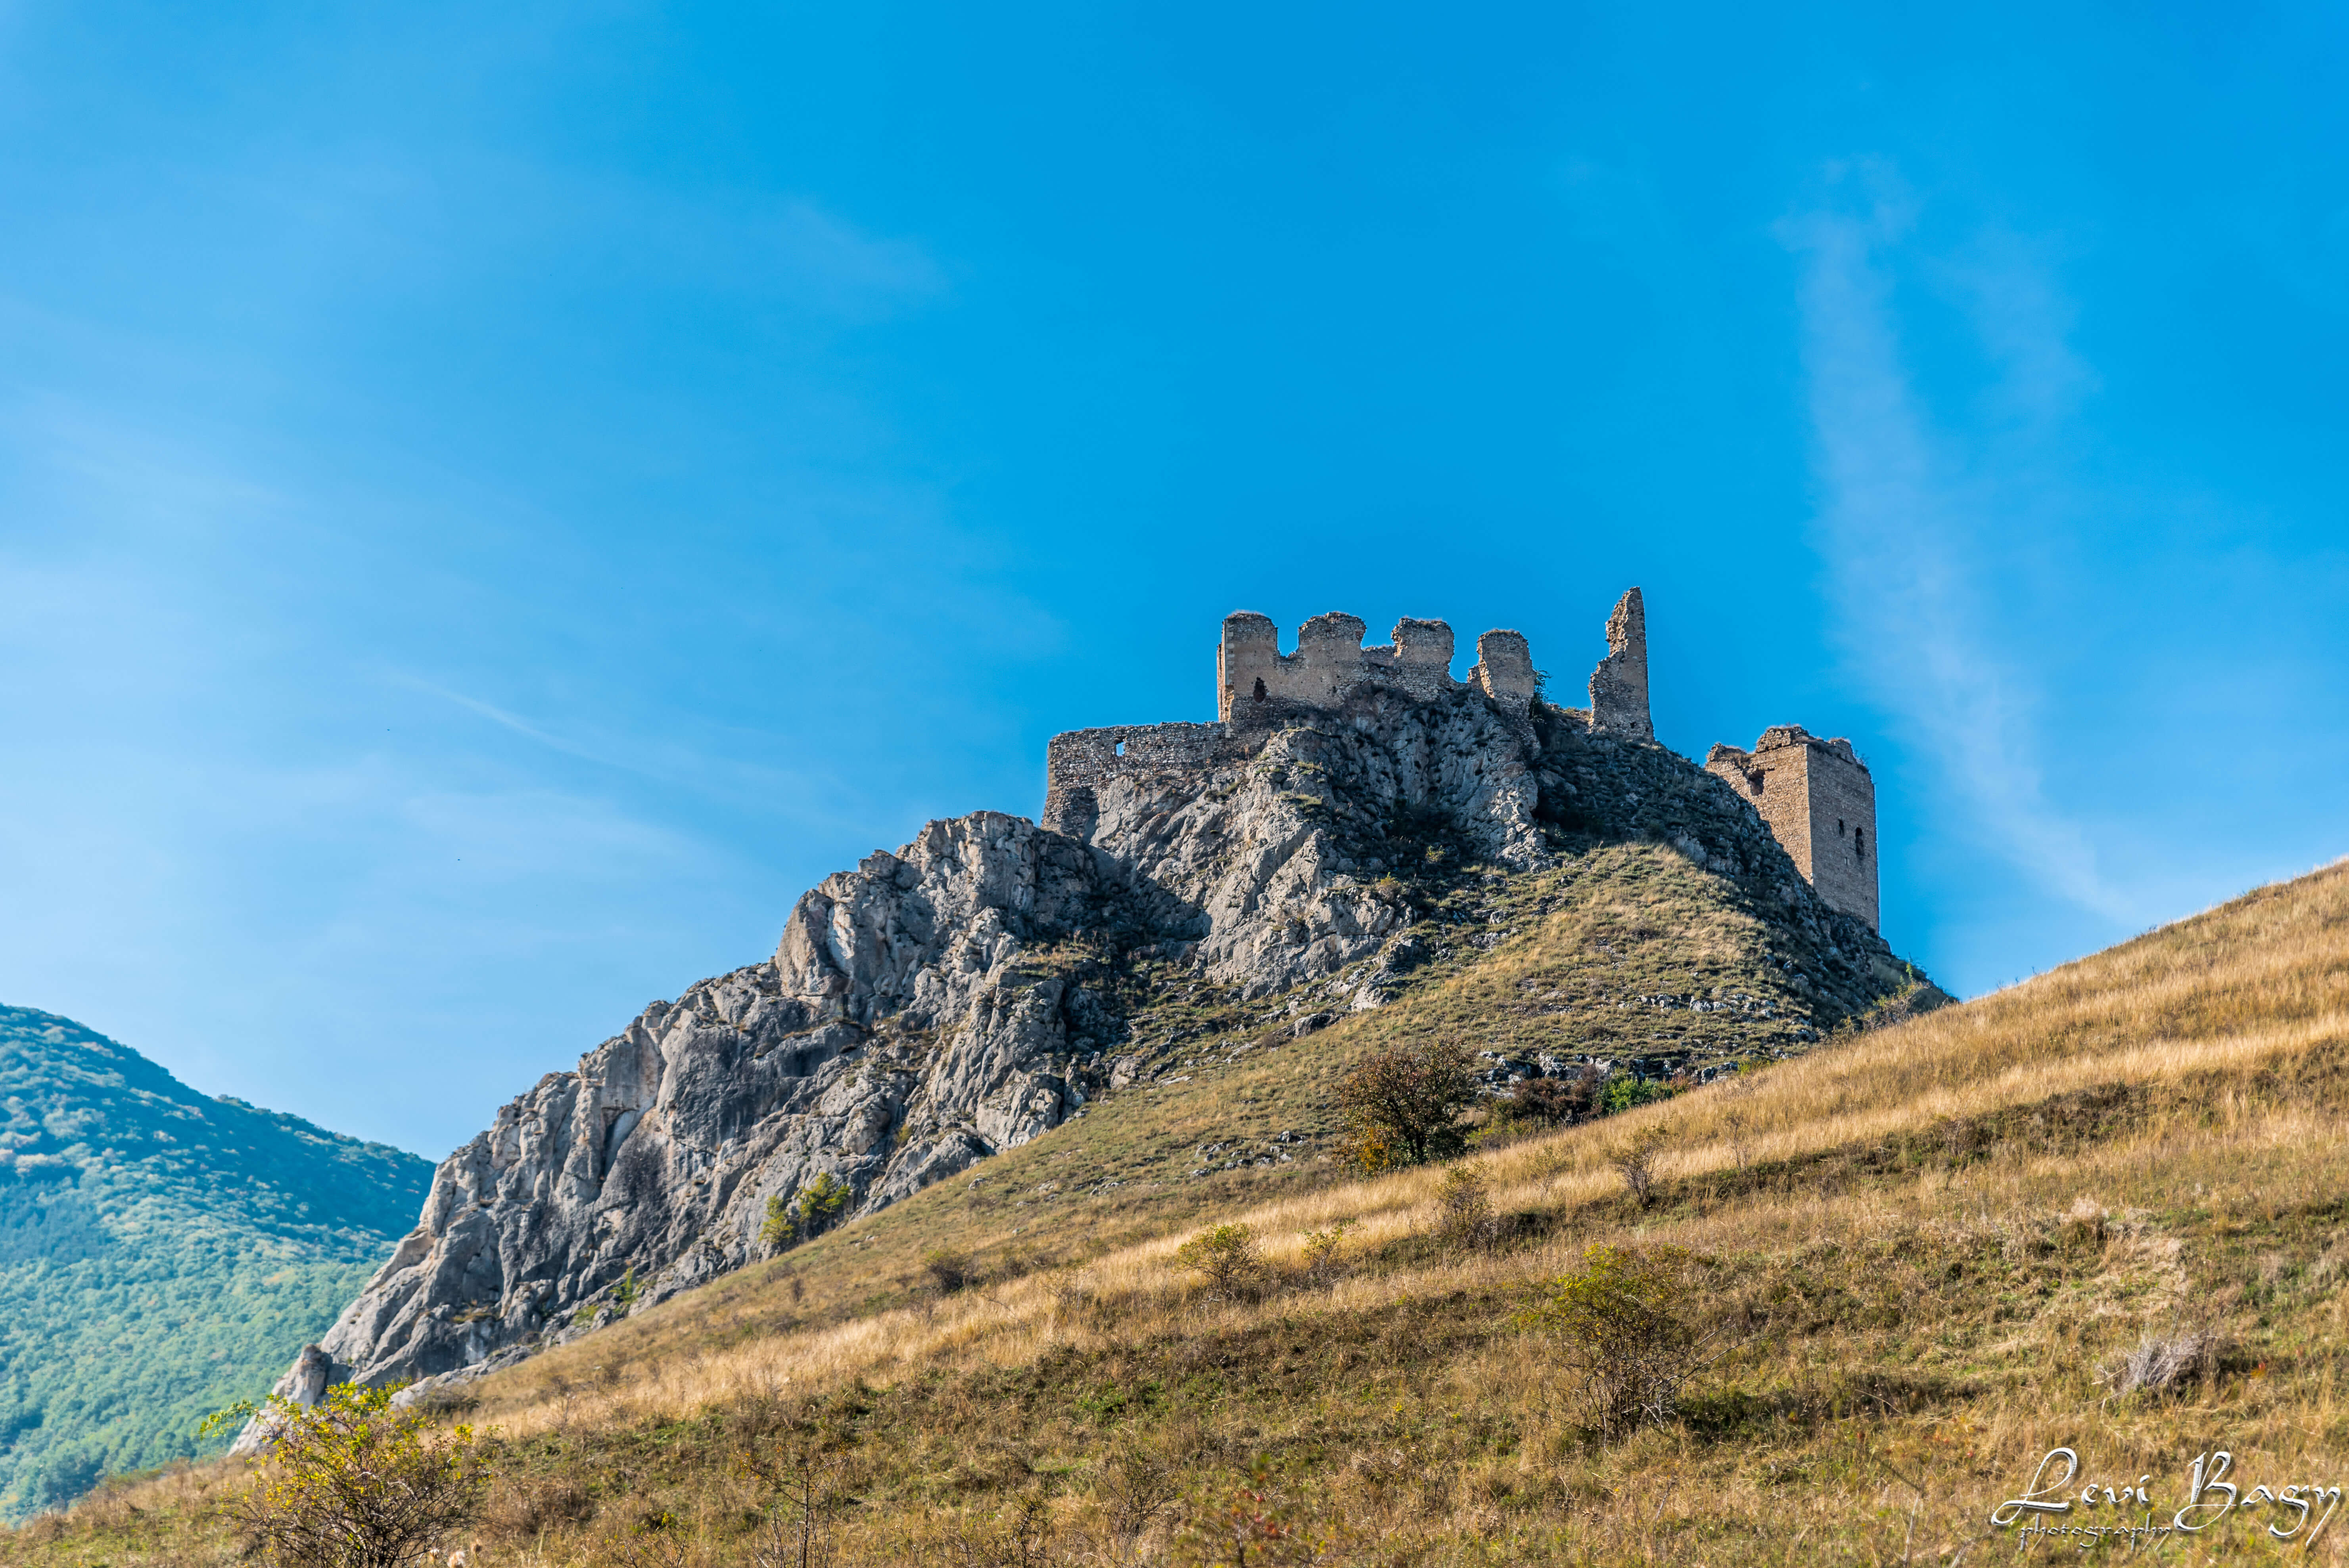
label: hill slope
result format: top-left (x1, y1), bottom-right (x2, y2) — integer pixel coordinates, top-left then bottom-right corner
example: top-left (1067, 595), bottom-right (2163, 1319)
top-left (0, 1007), bottom-right (431, 1516)
top-left (19, 858), bottom-right (2349, 1565)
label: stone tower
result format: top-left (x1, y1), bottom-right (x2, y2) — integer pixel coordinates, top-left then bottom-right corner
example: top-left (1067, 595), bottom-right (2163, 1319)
top-left (1705, 726), bottom-right (1879, 931)
top-left (1588, 587), bottom-right (1652, 740)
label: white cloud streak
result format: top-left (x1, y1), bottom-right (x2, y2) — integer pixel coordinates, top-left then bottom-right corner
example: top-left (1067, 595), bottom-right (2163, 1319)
top-left (1779, 163), bottom-right (2135, 924)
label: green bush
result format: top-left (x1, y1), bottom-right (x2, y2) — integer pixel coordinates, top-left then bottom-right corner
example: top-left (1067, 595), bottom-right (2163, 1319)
top-left (1602, 1073), bottom-right (1674, 1115)
top-left (1170, 1224), bottom-right (1263, 1300)
top-left (1520, 1243), bottom-right (1721, 1436)
top-left (205, 1382), bottom-right (485, 1568)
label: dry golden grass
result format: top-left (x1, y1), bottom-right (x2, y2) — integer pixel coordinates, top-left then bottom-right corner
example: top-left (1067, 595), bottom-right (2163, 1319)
top-left (19, 859), bottom-right (2349, 1565)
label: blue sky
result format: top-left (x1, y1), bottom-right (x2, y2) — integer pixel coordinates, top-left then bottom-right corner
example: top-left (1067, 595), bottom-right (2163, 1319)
top-left (2, 2), bottom-right (2343, 1157)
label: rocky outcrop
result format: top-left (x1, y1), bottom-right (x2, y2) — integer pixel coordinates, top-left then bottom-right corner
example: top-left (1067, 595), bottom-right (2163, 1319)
top-left (1078, 684), bottom-right (1545, 1001)
top-left (271, 688), bottom-right (1564, 1395)
top-left (251, 632), bottom-right (1921, 1412)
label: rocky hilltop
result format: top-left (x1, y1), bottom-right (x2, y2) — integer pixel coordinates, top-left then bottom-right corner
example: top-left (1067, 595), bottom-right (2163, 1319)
top-left (262, 590), bottom-right (1931, 1409)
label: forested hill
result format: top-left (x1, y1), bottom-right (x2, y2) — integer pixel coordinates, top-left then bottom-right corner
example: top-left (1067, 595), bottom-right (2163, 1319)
top-left (0, 1005), bottom-right (431, 1517)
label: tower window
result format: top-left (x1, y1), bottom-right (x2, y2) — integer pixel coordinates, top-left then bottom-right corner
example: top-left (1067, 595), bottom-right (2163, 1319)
top-left (1252, 677), bottom-right (1268, 701)
top-left (1113, 740), bottom-right (1125, 757)
top-left (1855, 827), bottom-right (1866, 858)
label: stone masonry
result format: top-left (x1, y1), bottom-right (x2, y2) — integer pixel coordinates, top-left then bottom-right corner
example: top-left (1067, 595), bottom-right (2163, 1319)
top-left (1214, 613), bottom-right (1536, 726)
top-left (1588, 588), bottom-right (1653, 741)
top-left (1705, 727), bottom-right (1880, 931)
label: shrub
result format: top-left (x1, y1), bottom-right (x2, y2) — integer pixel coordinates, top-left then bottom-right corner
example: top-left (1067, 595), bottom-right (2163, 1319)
top-left (1606, 1124), bottom-right (1670, 1207)
top-left (1434, 1166), bottom-right (1497, 1252)
top-left (1602, 1073), bottom-right (1675, 1115)
top-left (921, 1247), bottom-right (976, 1295)
top-left (1337, 1039), bottom-right (1478, 1170)
top-left (1171, 1224), bottom-right (1264, 1300)
top-left (1298, 1218), bottom-right (1356, 1285)
top-left (1521, 1243), bottom-right (1722, 1436)
top-left (1499, 1072), bottom-right (1599, 1129)
top-left (205, 1382), bottom-right (486, 1568)
top-left (763, 1174), bottom-right (854, 1256)
top-left (1173, 1474), bottom-right (1337, 1567)
top-left (952, 1493), bottom-right (1055, 1568)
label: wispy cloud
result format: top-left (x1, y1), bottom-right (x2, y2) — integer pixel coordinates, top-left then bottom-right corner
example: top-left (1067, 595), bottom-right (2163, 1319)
top-left (392, 677), bottom-right (608, 763)
top-left (1779, 161), bottom-right (2134, 924)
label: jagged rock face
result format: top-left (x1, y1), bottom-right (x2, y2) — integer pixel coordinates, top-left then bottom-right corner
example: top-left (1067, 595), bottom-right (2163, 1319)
top-left (302, 812), bottom-right (1184, 1389)
top-left (1083, 686), bottom-right (1544, 1000)
top-left (273, 686), bottom-right (1907, 1401)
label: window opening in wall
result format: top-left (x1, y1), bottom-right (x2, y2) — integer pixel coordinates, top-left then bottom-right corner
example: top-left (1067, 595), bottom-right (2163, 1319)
top-left (1113, 740), bottom-right (1125, 757)
top-left (1746, 771), bottom-right (1764, 794)
top-left (1252, 677), bottom-right (1268, 701)
top-left (1837, 819), bottom-right (1845, 834)
top-left (1854, 827), bottom-right (1866, 858)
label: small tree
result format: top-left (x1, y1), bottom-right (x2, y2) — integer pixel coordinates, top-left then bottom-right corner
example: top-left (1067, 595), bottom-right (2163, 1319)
top-left (796, 1173), bottom-right (852, 1238)
top-left (612, 1264), bottom-right (642, 1315)
top-left (1521, 1243), bottom-right (1723, 1436)
top-left (205, 1382), bottom-right (485, 1568)
top-left (736, 1429), bottom-right (846, 1568)
top-left (1171, 1224), bottom-right (1264, 1300)
top-left (763, 1175), bottom-right (854, 1256)
top-left (1337, 1039), bottom-right (1478, 1170)
top-left (761, 1194), bottom-right (797, 1254)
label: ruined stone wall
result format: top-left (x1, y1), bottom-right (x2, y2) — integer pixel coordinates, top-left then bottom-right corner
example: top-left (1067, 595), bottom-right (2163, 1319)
top-left (1589, 587), bottom-right (1653, 741)
top-left (1468, 629), bottom-right (1536, 719)
top-left (1706, 726), bottom-right (1879, 931)
top-left (1218, 612), bottom-right (1467, 724)
top-left (1043, 722), bottom-right (1229, 837)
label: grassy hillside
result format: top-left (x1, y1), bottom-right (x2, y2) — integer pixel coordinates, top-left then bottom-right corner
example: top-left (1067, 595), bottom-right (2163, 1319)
top-left (19, 858), bottom-right (2349, 1563)
top-left (0, 1006), bottom-right (432, 1517)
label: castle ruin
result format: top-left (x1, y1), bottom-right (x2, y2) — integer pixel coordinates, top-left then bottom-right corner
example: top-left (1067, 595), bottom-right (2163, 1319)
top-left (1705, 727), bottom-right (1879, 931)
top-left (1043, 587), bottom-right (1881, 931)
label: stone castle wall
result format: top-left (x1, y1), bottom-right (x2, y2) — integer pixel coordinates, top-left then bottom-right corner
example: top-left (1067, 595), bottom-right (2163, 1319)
top-left (1041, 590), bottom-right (1882, 935)
top-left (1216, 613), bottom-right (1540, 724)
top-left (1041, 721), bottom-right (1230, 838)
top-left (1706, 726), bottom-right (1880, 931)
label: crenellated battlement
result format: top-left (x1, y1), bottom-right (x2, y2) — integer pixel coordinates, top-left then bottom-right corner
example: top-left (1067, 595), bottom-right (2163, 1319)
top-left (1214, 611), bottom-right (1538, 724)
